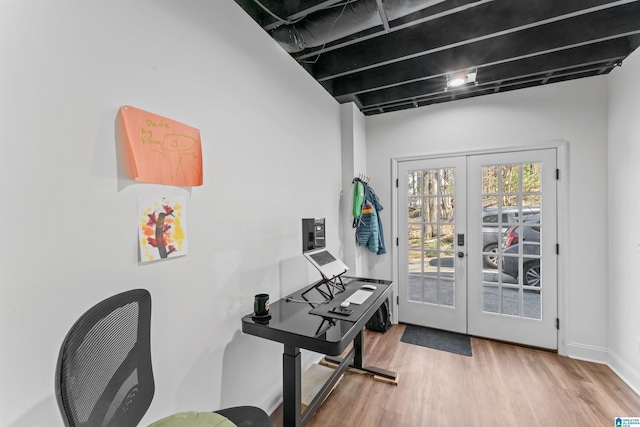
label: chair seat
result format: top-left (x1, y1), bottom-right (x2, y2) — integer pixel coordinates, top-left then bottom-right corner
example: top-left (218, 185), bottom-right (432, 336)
top-left (214, 406), bottom-right (272, 427)
top-left (148, 411), bottom-right (236, 427)
top-left (146, 408), bottom-right (271, 427)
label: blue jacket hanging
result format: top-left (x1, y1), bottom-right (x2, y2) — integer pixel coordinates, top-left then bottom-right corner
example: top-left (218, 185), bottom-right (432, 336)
top-left (356, 185), bottom-right (386, 255)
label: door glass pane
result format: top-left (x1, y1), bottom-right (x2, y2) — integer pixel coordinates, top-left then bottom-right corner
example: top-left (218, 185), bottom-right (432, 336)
top-left (522, 163), bottom-right (541, 193)
top-left (502, 195), bottom-right (520, 209)
top-left (482, 286), bottom-right (499, 313)
top-left (439, 225), bottom-right (455, 250)
top-left (408, 171), bottom-right (422, 195)
top-left (408, 197), bottom-right (422, 221)
top-left (523, 256), bottom-right (541, 287)
top-left (482, 195), bottom-right (498, 211)
top-left (405, 167), bottom-right (457, 308)
top-left (439, 251), bottom-right (455, 306)
top-left (408, 225), bottom-right (421, 249)
top-left (481, 162), bottom-right (543, 317)
top-left (423, 170), bottom-right (437, 196)
top-left (482, 166), bottom-right (499, 193)
top-left (408, 269), bottom-right (421, 302)
top-left (502, 287), bottom-right (520, 316)
top-left (523, 290), bottom-right (541, 319)
top-left (423, 251), bottom-right (438, 304)
top-left (422, 197), bottom-right (438, 223)
top-left (439, 168), bottom-right (455, 195)
top-left (500, 164), bottom-right (521, 194)
top-left (440, 197), bottom-right (455, 222)
top-left (423, 280), bottom-right (438, 304)
top-left (524, 195), bottom-right (541, 212)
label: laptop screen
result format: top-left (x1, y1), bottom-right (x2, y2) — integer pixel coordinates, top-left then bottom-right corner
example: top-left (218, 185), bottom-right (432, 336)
top-left (302, 218), bottom-right (326, 252)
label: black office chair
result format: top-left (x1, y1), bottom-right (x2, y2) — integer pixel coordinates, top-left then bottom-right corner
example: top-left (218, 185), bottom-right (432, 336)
top-left (55, 288), bottom-right (272, 427)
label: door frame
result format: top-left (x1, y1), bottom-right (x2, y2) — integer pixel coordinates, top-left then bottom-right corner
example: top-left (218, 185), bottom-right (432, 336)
top-left (390, 140), bottom-right (569, 355)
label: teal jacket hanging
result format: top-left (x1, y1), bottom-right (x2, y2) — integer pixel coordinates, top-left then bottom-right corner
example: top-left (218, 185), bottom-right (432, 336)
top-left (356, 185), bottom-right (386, 255)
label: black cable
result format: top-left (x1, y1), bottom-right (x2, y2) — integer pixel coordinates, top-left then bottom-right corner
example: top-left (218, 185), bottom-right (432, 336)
top-left (251, 0), bottom-right (307, 26)
top-left (299, 0), bottom-right (350, 64)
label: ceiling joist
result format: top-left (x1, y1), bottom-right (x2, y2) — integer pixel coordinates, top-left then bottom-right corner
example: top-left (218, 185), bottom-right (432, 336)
top-left (234, 0), bottom-right (640, 115)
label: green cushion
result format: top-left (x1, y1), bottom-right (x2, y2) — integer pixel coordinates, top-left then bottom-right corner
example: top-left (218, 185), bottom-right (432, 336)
top-left (148, 411), bottom-right (237, 427)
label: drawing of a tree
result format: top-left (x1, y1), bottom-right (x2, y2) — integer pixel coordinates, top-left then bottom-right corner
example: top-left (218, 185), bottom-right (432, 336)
top-left (145, 205), bottom-right (176, 258)
top-left (139, 197), bottom-right (186, 262)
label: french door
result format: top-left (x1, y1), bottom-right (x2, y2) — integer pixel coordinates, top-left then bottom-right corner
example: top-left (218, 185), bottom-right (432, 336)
top-left (397, 149), bottom-right (558, 349)
top-left (467, 150), bottom-right (557, 349)
top-left (397, 157), bottom-right (467, 333)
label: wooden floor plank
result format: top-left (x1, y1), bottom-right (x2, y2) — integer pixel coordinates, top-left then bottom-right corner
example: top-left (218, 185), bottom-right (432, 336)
top-left (269, 325), bottom-right (640, 426)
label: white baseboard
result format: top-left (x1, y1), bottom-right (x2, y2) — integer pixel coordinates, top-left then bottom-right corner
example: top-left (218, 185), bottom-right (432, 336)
top-left (260, 382), bottom-right (284, 415)
top-left (566, 342), bottom-right (609, 364)
top-left (608, 350), bottom-right (640, 396)
top-left (566, 342), bottom-right (640, 397)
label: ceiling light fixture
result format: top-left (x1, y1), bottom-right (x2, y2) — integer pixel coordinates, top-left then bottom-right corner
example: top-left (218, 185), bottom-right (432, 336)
top-left (448, 76), bottom-right (467, 87)
top-left (445, 67), bottom-right (478, 90)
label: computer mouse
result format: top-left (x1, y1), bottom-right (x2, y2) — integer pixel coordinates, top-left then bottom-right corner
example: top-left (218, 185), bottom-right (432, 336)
top-left (361, 284), bottom-right (377, 290)
top-left (340, 301), bottom-right (350, 308)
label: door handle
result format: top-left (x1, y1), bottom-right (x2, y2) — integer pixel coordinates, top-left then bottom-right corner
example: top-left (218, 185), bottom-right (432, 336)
top-left (457, 252), bottom-right (465, 258)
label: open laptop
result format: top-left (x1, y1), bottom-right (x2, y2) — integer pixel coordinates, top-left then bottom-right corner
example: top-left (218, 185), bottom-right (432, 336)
top-left (303, 247), bottom-right (349, 280)
top-left (302, 218), bottom-right (348, 280)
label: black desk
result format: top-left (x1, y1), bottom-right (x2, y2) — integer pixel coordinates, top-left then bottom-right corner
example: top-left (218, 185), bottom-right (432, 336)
top-left (241, 277), bottom-right (396, 427)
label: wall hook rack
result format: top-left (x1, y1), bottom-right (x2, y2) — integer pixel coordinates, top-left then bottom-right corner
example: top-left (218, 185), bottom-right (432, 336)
top-left (352, 174), bottom-right (370, 184)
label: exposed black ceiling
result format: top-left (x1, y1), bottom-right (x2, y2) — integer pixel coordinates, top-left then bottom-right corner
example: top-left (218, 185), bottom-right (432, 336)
top-left (234, 0), bottom-right (640, 115)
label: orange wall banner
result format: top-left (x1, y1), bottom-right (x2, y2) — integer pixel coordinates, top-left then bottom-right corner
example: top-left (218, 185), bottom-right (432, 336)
top-left (119, 105), bottom-right (203, 186)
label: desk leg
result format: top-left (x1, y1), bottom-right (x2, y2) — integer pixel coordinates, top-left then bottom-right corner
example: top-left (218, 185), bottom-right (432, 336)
top-left (324, 330), bottom-right (397, 383)
top-left (353, 330), bottom-right (365, 369)
top-left (283, 344), bottom-right (301, 427)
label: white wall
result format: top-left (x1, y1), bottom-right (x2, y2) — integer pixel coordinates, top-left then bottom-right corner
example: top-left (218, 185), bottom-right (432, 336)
top-left (0, 1), bottom-right (342, 425)
top-left (1, 0), bottom-right (638, 423)
top-left (365, 77), bottom-right (610, 359)
top-left (608, 48), bottom-right (640, 392)
top-left (340, 103), bottom-right (368, 276)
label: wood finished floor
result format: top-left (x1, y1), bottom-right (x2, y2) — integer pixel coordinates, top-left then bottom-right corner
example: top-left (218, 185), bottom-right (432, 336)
top-left (269, 324), bottom-right (640, 426)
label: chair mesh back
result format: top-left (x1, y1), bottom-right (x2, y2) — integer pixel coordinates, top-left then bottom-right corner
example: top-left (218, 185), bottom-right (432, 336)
top-left (55, 289), bottom-right (154, 427)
